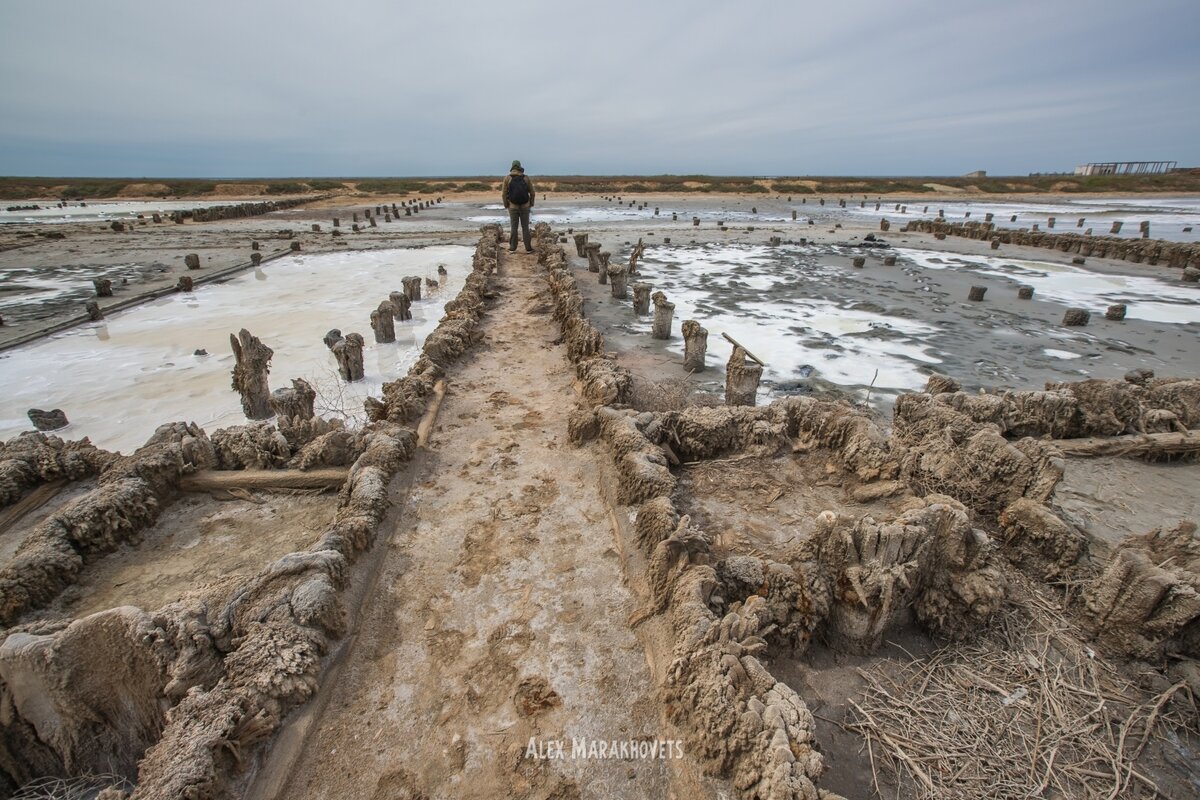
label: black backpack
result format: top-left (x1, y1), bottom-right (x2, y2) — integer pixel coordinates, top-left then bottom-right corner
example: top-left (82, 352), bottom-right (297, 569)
top-left (508, 174), bottom-right (530, 205)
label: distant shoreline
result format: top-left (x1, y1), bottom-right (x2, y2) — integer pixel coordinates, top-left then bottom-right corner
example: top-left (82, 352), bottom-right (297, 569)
top-left (3, 173), bottom-right (1200, 201)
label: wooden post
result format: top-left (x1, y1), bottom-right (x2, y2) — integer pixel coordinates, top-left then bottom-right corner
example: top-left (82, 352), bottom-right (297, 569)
top-left (651, 291), bottom-right (675, 339)
top-left (725, 345), bottom-right (762, 406)
top-left (682, 320), bottom-right (707, 372)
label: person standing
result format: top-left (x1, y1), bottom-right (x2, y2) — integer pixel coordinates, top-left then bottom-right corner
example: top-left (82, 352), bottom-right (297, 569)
top-left (501, 160), bottom-right (535, 253)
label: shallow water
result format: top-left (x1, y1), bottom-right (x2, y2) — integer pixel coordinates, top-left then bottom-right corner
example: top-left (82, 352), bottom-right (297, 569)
top-left (611, 240), bottom-right (1199, 405)
top-left (0, 246), bottom-right (470, 452)
top-left (0, 200), bottom-right (243, 225)
top-left (897, 248), bottom-right (1200, 325)
top-left (847, 196), bottom-right (1200, 243)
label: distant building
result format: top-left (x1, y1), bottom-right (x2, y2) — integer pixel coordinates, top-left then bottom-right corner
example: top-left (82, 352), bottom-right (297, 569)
top-left (962, 170), bottom-right (987, 178)
top-left (1074, 161), bottom-right (1177, 176)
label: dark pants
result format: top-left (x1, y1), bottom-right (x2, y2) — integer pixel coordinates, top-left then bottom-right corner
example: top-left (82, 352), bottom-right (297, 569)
top-left (508, 204), bottom-right (532, 250)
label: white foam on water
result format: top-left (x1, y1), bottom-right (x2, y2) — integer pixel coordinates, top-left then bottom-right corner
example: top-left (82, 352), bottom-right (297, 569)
top-left (1043, 348), bottom-right (1083, 360)
top-left (0, 246), bottom-right (471, 453)
top-left (896, 248), bottom-right (1200, 325)
top-left (630, 243), bottom-right (942, 396)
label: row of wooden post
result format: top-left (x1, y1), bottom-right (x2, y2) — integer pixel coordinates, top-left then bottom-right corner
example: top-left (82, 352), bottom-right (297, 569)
top-left (571, 231), bottom-right (763, 406)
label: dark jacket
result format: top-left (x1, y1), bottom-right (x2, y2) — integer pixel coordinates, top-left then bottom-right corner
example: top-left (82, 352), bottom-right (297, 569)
top-left (501, 169), bottom-right (535, 209)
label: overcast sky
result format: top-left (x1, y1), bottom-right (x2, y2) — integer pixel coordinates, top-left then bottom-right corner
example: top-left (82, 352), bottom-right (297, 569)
top-left (1, 0), bottom-right (1196, 177)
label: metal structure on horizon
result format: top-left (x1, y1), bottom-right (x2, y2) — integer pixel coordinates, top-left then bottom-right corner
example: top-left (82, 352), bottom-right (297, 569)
top-left (1074, 161), bottom-right (1177, 176)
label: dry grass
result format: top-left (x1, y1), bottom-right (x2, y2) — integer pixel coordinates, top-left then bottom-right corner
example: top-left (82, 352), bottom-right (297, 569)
top-left (626, 375), bottom-right (721, 412)
top-left (12, 773), bottom-right (131, 800)
top-left (847, 573), bottom-right (1199, 799)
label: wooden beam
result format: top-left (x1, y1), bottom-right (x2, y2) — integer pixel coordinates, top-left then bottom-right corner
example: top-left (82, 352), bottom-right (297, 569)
top-left (0, 480), bottom-right (66, 536)
top-left (180, 468), bottom-right (347, 492)
top-left (417, 379), bottom-right (448, 447)
top-left (1053, 431), bottom-right (1200, 460)
top-left (721, 332), bottom-right (766, 366)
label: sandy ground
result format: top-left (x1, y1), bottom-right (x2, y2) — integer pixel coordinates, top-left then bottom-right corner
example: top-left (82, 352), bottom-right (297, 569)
top-left (270, 251), bottom-right (715, 800)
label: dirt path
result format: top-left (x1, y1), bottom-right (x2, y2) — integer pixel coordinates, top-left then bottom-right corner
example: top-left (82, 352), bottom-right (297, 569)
top-left (275, 251), bottom-right (677, 799)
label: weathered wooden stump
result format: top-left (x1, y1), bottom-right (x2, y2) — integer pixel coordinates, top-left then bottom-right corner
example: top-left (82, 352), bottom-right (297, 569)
top-left (1077, 218), bottom-right (1085, 227)
top-left (792, 210), bottom-right (797, 220)
top-left (371, 301), bottom-right (397, 343)
top-left (1063, 308), bottom-right (1090, 326)
top-left (1048, 217), bottom-right (1056, 228)
top-left (251, 240), bottom-right (260, 251)
top-left (852, 256), bottom-right (866, 268)
top-left (85, 301), bottom-right (103, 321)
top-left (682, 320), bottom-right (707, 372)
top-left (251, 251), bottom-right (262, 266)
top-left (584, 242), bottom-right (602, 273)
top-left (1110, 221), bottom-right (1123, 235)
top-left (311, 224), bottom-right (321, 232)
top-left (572, 232), bottom-right (588, 257)
top-left (184, 253), bottom-right (201, 270)
top-left (883, 255), bottom-right (896, 266)
top-left (633, 283), bottom-right (651, 315)
top-left (405, 206), bottom-right (411, 216)
top-left (968, 286), bottom-right (987, 301)
top-left (880, 219), bottom-right (890, 232)
top-left (609, 265), bottom-right (628, 298)
top-left (725, 346), bottom-right (762, 406)
top-left (290, 241), bottom-right (301, 251)
top-left (651, 291), bottom-right (674, 339)
top-left (230, 328), bottom-right (274, 419)
top-left (693, 216), bottom-right (700, 226)
top-left (1183, 267), bottom-right (1200, 283)
top-left (93, 278), bottom-right (113, 297)
top-left (333, 218), bottom-right (340, 227)
top-left (1072, 256), bottom-right (1086, 265)
top-left (1106, 303), bottom-right (1127, 321)
top-left (402, 276), bottom-right (422, 301)
top-left (934, 233), bottom-right (946, 240)
top-left (369, 216), bottom-right (378, 227)
top-left (990, 239), bottom-right (1000, 250)
top-left (323, 329), bottom-right (343, 349)
top-left (389, 291), bottom-right (412, 321)
top-left (1010, 214), bottom-right (1017, 222)
top-left (269, 378), bottom-right (316, 421)
top-left (332, 332), bottom-right (365, 381)
top-left (1017, 286), bottom-right (1034, 299)
top-left (176, 276), bottom-right (193, 292)
top-left (598, 251), bottom-right (611, 284)
top-left (985, 213), bottom-right (994, 222)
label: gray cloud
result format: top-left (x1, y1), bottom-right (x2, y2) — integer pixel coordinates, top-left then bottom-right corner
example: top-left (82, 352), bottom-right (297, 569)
top-left (1, 0), bottom-right (1196, 176)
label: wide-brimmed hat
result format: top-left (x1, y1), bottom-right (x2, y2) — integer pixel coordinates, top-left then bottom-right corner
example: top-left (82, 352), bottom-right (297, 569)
top-left (511, 160), bottom-right (523, 170)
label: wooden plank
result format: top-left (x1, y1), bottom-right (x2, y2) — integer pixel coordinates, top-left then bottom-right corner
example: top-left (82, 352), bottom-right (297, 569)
top-left (721, 332), bottom-right (766, 366)
top-left (1053, 431), bottom-right (1200, 459)
top-left (417, 379), bottom-right (448, 447)
top-left (0, 480), bottom-right (67, 536)
top-left (180, 468), bottom-right (347, 492)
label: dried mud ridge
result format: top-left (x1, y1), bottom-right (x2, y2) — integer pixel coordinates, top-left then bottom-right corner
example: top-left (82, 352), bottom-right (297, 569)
top-left (0, 221), bottom-right (1196, 799)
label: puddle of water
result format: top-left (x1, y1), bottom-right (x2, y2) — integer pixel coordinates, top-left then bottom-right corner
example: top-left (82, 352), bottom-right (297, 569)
top-left (0, 247), bottom-right (470, 452)
top-left (847, 196), bottom-right (1200, 243)
top-left (630, 243), bottom-right (942, 398)
top-left (897, 248), bottom-right (1200, 325)
top-left (0, 200), bottom-right (245, 225)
